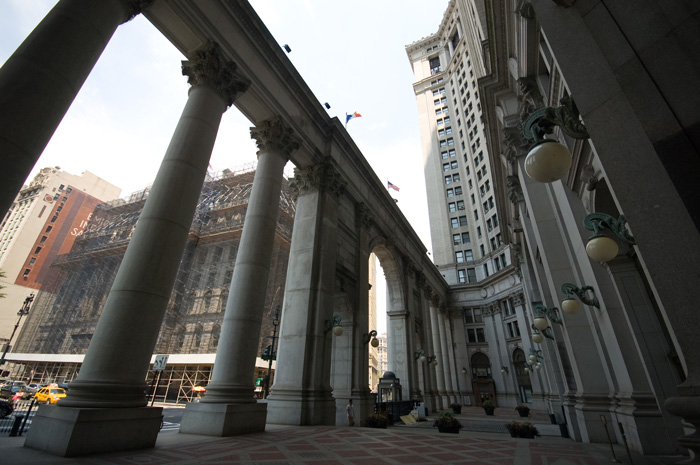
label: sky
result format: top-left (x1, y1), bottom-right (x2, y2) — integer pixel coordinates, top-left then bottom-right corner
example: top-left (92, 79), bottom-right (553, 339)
top-left (0, 0), bottom-right (448, 333)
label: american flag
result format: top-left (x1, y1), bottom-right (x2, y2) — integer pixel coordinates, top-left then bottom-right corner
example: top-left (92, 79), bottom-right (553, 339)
top-left (387, 181), bottom-right (400, 192)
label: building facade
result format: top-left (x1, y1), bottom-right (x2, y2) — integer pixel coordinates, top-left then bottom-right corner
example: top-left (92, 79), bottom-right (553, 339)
top-left (409, 0), bottom-right (698, 457)
top-left (0, 167), bottom-right (120, 357)
top-left (10, 167), bottom-right (294, 402)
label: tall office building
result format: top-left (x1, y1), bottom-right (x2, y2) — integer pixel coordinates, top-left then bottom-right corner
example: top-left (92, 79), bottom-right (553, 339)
top-left (406, 1), bottom-right (527, 408)
top-left (0, 167), bottom-right (120, 352)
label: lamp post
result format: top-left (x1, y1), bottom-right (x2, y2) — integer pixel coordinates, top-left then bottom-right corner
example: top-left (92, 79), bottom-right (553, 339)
top-left (561, 283), bottom-right (600, 314)
top-left (522, 96), bottom-right (589, 183)
top-left (0, 294), bottom-right (34, 366)
top-left (263, 305), bottom-right (280, 399)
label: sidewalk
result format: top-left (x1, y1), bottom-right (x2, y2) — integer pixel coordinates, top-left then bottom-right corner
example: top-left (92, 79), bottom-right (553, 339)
top-left (0, 408), bottom-right (684, 464)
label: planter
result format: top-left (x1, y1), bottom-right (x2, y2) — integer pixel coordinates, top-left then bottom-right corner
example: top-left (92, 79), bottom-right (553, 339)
top-left (438, 424), bottom-right (460, 434)
top-left (484, 407), bottom-right (495, 416)
top-left (451, 406), bottom-right (462, 414)
top-left (517, 410), bottom-right (529, 418)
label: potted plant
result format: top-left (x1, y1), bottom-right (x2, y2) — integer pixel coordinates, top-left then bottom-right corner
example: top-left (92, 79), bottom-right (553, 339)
top-left (450, 402), bottom-right (462, 414)
top-left (515, 403), bottom-right (530, 417)
top-left (482, 399), bottom-right (495, 415)
top-left (505, 421), bottom-right (539, 438)
top-left (364, 412), bottom-right (388, 429)
top-left (433, 411), bottom-right (463, 434)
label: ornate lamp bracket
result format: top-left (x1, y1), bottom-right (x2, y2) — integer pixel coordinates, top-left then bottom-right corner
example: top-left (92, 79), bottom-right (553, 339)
top-left (363, 330), bottom-right (378, 345)
top-left (583, 213), bottom-right (635, 244)
top-left (533, 304), bottom-right (562, 325)
top-left (523, 96), bottom-right (589, 146)
top-left (562, 283), bottom-right (600, 309)
top-left (324, 315), bottom-right (342, 335)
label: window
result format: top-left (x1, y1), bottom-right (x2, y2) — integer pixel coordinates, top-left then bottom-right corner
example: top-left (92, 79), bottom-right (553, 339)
top-left (458, 269), bottom-right (467, 283)
top-left (58, 184), bottom-right (64, 191)
top-left (459, 215), bottom-right (467, 226)
top-left (444, 175), bottom-right (452, 184)
top-left (441, 151), bottom-right (448, 159)
top-left (477, 226), bottom-right (482, 238)
top-left (467, 328), bottom-right (486, 343)
top-left (494, 259), bottom-right (501, 271)
top-left (450, 161), bottom-right (458, 169)
top-left (491, 238), bottom-right (498, 251)
top-left (437, 119), bottom-right (444, 126)
top-left (440, 140), bottom-right (447, 147)
top-left (474, 210), bottom-right (479, 220)
top-left (448, 202), bottom-right (456, 212)
top-left (465, 249), bottom-right (474, 261)
top-left (493, 215), bottom-right (499, 227)
top-left (471, 194), bottom-right (476, 205)
top-left (452, 173), bottom-right (461, 182)
top-left (445, 116), bottom-right (451, 124)
top-left (433, 89), bottom-right (439, 97)
top-left (34, 246), bottom-right (42, 254)
top-left (462, 232), bottom-right (471, 244)
top-left (487, 219), bottom-right (493, 231)
top-left (480, 244), bottom-right (485, 256)
top-left (453, 234), bottom-right (461, 245)
top-left (448, 149), bottom-right (456, 157)
top-left (451, 218), bottom-right (459, 228)
top-left (447, 188), bottom-right (454, 198)
top-left (40, 236), bottom-right (47, 244)
top-left (447, 138), bottom-right (454, 146)
top-left (467, 268), bottom-right (477, 283)
top-left (500, 254), bottom-right (507, 268)
top-left (443, 106), bottom-right (449, 114)
top-left (438, 129), bottom-right (445, 136)
top-left (45, 226), bottom-right (52, 233)
top-left (445, 127), bottom-right (452, 134)
top-left (483, 263), bottom-right (489, 277)
top-left (66, 188), bottom-right (72, 194)
top-left (454, 186), bottom-right (463, 195)
top-left (23, 269), bottom-right (30, 278)
top-left (456, 251), bottom-right (464, 263)
top-left (435, 108), bottom-right (442, 116)
top-left (29, 258), bottom-right (36, 265)
top-left (434, 99), bottom-right (440, 106)
top-left (51, 216), bottom-right (57, 223)
top-left (456, 200), bottom-right (465, 210)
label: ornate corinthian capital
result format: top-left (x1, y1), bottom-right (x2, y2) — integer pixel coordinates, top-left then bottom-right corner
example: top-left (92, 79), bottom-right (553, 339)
top-left (288, 160), bottom-right (345, 200)
top-left (357, 203), bottom-right (374, 229)
top-left (250, 116), bottom-right (301, 159)
top-left (119, 0), bottom-right (154, 23)
top-left (182, 43), bottom-right (250, 107)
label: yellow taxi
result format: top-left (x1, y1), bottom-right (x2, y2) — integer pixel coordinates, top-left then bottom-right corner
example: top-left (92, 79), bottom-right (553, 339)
top-left (34, 386), bottom-right (67, 404)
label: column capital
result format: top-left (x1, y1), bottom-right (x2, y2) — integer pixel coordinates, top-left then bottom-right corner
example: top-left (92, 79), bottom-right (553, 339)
top-left (119, 0), bottom-right (154, 23)
top-left (356, 203), bottom-right (374, 230)
top-left (289, 160), bottom-right (345, 200)
top-left (182, 43), bottom-right (250, 108)
top-left (250, 116), bottom-right (301, 159)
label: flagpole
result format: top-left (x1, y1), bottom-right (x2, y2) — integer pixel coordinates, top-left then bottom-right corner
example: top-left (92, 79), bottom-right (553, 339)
top-left (345, 113), bottom-right (348, 128)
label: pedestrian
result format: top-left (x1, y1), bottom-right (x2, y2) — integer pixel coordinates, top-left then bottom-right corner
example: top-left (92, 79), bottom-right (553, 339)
top-left (346, 399), bottom-right (355, 426)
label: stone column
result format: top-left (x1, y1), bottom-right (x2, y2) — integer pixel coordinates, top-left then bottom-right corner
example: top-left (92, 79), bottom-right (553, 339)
top-left (24, 43), bottom-right (247, 457)
top-left (264, 161), bottom-right (344, 426)
top-left (429, 304), bottom-right (448, 407)
top-left (0, 0), bottom-right (152, 216)
top-left (179, 116), bottom-right (299, 435)
top-left (437, 311), bottom-right (456, 403)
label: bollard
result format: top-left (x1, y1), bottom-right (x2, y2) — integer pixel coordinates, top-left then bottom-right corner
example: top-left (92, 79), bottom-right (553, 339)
top-left (9, 414), bottom-right (25, 437)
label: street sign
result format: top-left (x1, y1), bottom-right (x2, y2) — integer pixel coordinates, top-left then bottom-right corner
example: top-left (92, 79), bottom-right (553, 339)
top-left (153, 354), bottom-right (169, 372)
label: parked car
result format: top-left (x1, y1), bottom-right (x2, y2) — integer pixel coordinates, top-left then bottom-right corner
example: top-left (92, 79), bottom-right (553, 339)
top-left (0, 400), bottom-right (13, 418)
top-left (0, 381), bottom-right (27, 399)
top-left (34, 387), bottom-right (67, 404)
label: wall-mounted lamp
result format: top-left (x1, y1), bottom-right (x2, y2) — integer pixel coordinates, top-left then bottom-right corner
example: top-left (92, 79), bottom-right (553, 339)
top-left (561, 283), bottom-right (600, 314)
top-left (427, 355), bottom-right (438, 367)
top-left (323, 102), bottom-right (331, 109)
top-left (524, 348), bottom-right (543, 373)
top-left (530, 324), bottom-right (553, 342)
top-left (532, 304), bottom-right (562, 331)
top-left (324, 315), bottom-right (343, 336)
top-left (500, 365), bottom-right (509, 374)
top-left (583, 213), bottom-right (636, 262)
top-left (522, 96), bottom-right (589, 183)
top-left (414, 349), bottom-right (427, 362)
top-left (462, 367), bottom-right (467, 374)
top-left (363, 330), bottom-right (379, 347)
top-left (283, 44), bottom-right (292, 53)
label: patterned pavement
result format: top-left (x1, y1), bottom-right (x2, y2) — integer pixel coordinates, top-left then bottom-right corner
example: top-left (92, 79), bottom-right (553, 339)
top-left (0, 407), bottom-right (683, 465)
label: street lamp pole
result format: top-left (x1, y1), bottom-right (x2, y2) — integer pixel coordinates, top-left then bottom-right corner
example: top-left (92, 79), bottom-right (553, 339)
top-left (263, 305), bottom-right (280, 399)
top-left (0, 294), bottom-right (34, 365)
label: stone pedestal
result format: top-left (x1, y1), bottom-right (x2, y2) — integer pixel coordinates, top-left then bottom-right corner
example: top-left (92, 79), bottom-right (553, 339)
top-left (179, 402), bottom-right (267, 436)
top-left (24, 405), bottom-right (162, 457)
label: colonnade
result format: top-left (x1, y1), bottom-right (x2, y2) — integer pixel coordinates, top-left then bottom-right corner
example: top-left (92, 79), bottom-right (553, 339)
top-left (1, 0), bottom-right (459, 456)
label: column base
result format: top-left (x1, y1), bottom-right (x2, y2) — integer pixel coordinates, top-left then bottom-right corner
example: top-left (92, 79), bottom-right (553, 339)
top-left (266, 389), bottom-right (336, 425)
top-left (179, 402), bottom-right (267, 436)
top-left (24, 405), bottom-right (162, 457)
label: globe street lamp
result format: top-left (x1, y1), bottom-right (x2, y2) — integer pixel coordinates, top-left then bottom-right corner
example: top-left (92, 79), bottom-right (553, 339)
top-left (0, 294), bottom-right (34, 366)
top-left (583, 213), bottom-right (636, 262)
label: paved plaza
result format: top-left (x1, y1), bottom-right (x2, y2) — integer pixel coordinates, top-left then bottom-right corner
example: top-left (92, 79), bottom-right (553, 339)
top-left (0, 407), bottom-right (683, 464)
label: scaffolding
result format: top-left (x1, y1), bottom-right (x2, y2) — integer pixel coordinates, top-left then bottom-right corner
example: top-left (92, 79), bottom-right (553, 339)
top-left (13, 164), bottom-right (295, 401)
